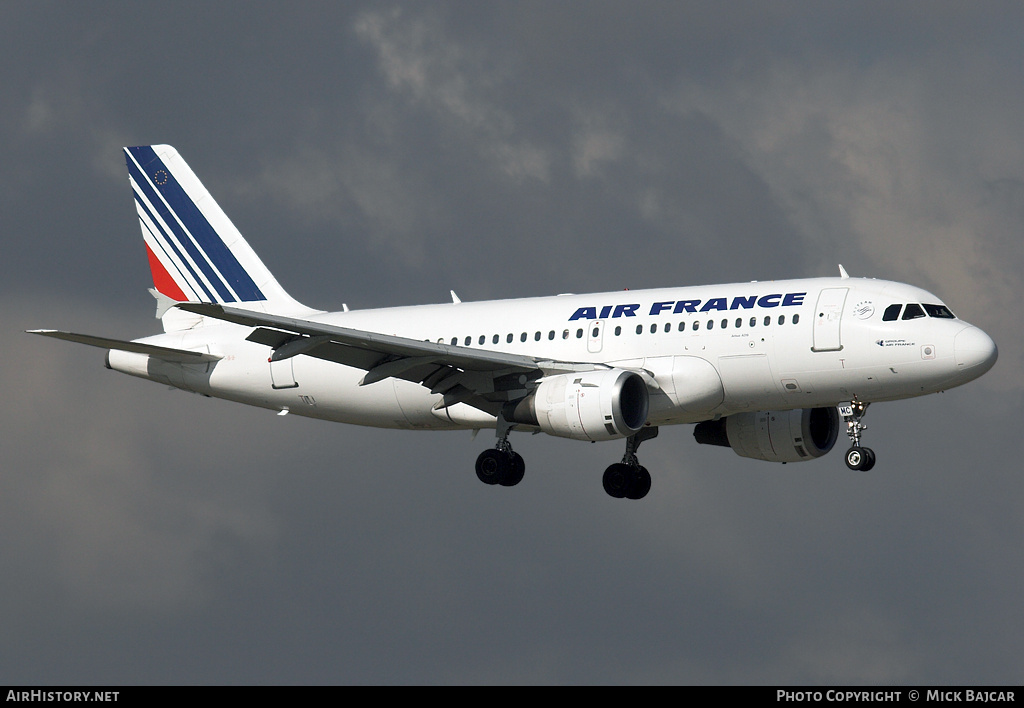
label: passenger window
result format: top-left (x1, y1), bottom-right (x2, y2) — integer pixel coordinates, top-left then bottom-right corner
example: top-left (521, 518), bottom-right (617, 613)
top-left (615, 326), bottom-right (621, 336)
top-left (548, 330), bottom-right (555, 340)
top-left (591, 327), bottom-right (599, 338)
top-left (707, 320), bottom-right (714, 330)
top-left (924, 304), bottom-right (955, 319)
top-left (721, 319), bottom-right (728, 329)
top-left (735, 318), bottom-right (742, 328)
top-left (692, 321), bottom-right (699, 331)
top-left (562, 329), bottom-right (569, 340)
top-left (750, 317), bottom-right (757, 327)
top-left (450, 337), bottom-right (457, 346)
top-left (576, 329), bottom-right (583, 339)
top-left (465, 336), bottom-right (472, 346)
top-left (882, 304), bottom-right (902, 321)
top-left (650, 324), bottom-right (657, 334)
top-left (534, 331), bottom-right (541, 341)
top-left (478, 335), bottom-right (485, 345)
top-left (764, 316), bottom-right (771, 326)
top-left (521, 332), bottom-right (527, 342)
top-left (793, 314), bottom-right (800, 324)
top-left (636, 324), bottom-right (643, 335)
top-left (678, 322), bottom-right (685, 332)
top-left (778, 315), bottom-right (786, 325)
top-left (493, 334), bottom-right (500, 344)
top-left (902, 303), bottom-right (926, 320)
top-left (664, 323), bottom-right (671, 333)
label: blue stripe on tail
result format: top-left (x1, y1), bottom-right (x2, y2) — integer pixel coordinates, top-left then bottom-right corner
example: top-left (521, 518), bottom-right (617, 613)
top-left (133, 192), bottom-right (216, 302)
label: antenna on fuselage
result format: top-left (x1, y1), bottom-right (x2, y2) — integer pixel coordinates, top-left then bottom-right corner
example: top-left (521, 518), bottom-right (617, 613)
top-left (838, 264), bottom-right (850, 279)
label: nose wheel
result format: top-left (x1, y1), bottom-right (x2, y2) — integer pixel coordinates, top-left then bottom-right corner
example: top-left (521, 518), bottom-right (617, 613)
top-left (844, 445), bottom-right (876, 471)
top-left (840, 398), bottom-right (876, 471)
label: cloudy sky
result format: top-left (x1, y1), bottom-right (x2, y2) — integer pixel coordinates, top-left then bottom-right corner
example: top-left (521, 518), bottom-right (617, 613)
top-left (2, 1), bottom-right (1022, 685)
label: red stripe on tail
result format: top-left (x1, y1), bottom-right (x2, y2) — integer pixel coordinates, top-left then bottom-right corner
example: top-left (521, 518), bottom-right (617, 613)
top-left (145, 243), bottom-right (188, 301)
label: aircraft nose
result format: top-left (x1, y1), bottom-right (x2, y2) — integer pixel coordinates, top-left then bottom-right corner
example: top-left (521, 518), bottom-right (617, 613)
top-left (954, 326), bottom-right (998, 375)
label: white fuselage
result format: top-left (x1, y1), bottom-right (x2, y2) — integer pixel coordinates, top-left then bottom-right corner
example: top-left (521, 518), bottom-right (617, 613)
top-left (107, 276), bottom-right (997, 435)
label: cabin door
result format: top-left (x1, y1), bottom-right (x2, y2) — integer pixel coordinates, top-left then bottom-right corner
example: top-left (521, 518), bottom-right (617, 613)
top-left (811, 287), bottom-right (848, 352)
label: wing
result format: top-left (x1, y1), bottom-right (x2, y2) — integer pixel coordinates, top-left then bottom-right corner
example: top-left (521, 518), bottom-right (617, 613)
top-left (177, 303), bottom-right (600, 416)
top-left (27, 330), bottom-right (222, 363)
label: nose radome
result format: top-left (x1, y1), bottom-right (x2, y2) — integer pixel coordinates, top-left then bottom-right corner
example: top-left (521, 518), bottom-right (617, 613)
top-left (954, 326), bottom-right (998, 374)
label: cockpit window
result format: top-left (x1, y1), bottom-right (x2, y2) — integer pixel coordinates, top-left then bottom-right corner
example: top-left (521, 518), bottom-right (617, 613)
top-left (902, 303), bottom-right (926, 320)
top-left (924, 303), bottom-right (956, 319)
top-left (882, 304), bottom-right (902, 321)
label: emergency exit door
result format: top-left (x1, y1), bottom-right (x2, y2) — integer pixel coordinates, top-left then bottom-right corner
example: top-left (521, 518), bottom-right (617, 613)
top-left (587, 320), bottom-right (605, 353)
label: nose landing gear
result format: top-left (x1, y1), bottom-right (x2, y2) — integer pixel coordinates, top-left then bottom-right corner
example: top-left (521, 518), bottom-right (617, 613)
top-left (840, 398), bottom-right (876, 471)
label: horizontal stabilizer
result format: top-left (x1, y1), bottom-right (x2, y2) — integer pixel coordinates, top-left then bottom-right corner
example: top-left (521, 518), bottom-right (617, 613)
top-left (27, 330), bottom-right (222, 363)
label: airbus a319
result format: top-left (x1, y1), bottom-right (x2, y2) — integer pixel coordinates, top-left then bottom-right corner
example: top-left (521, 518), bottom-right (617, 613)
top-left (31, 145), bottom-right (998, 500)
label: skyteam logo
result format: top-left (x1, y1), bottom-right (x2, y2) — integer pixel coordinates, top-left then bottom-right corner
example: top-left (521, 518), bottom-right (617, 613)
top-left (853, 300), bottom-right (875, 319)
top-left (569, 292), bottom-right (806, 321)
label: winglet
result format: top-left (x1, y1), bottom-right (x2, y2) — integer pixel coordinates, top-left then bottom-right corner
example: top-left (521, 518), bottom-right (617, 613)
top-left (838, 264), bottom-right (850, 279)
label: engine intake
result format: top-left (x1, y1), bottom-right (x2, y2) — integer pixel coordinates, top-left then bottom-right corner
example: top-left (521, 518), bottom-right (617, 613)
top-left (693, 407), bottom-right (840, 463)
top-left (509, 369), bottom-right (649, 441)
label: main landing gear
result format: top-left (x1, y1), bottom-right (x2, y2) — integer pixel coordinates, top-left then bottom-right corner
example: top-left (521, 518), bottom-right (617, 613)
top-left (474, 417), bottom-right (525, 487)
top-left (475, 446), bottom-right (525, 487)
top-left (473, 419), bottom-right (661, 499)
top-left (841, 397), bottom-right (876, 471)
top-left (602, 426), bottom-right (659, 500)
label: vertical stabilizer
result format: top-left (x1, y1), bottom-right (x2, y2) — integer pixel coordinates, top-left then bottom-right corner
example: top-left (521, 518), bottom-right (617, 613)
top-left (124, 145), bottom-right (312, 320)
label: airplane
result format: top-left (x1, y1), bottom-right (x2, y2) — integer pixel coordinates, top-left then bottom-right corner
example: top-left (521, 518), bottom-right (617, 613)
top-left (30, 145), bottom-right (998, 500)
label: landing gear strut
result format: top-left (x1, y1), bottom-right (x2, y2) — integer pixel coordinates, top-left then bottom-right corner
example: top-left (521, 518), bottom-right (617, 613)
top-left (840, 397), bottom-right (876, 471)
top-left (603, 426), bottom-right (658, 500)
top-left (475, 416), bottom-right (525, 487)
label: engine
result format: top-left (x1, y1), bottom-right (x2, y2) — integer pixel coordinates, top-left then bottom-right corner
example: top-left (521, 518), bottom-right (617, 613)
top-left (508, 369), bottom-right (650, 441)
top-left (693, 407), bottom-right (840, 463)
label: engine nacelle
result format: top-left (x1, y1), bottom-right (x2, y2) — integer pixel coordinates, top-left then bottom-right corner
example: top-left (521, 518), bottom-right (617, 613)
top-left (509, 369), bottom-right (650, 441)
top-left (693, 407), bottom-right (840, 463)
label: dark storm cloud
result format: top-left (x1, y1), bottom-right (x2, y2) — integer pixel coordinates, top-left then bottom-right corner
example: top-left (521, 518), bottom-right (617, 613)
top-left (2, 1), bottom-right (1021, 685)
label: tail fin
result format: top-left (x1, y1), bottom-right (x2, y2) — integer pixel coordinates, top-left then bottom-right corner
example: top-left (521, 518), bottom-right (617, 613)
top-left (124, 145), bottom-right (310, 316)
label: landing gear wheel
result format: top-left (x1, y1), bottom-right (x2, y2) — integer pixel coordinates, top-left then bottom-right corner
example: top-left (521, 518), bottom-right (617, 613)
top-left (845, 446), bottom-right (876, 471)
top-left (475, 449), bottom-right (525, 486)
top-left (860, 448), bottom-right (876, 472)
top-left (500, 452), bottom-right (525, 487)
top-left (603, 427), bottom-right (659, 500)
top-left (626, 466), bottom-right (652, 500)
top-left (476, 449), bottom-right (510, 485)
top-left (603, 464), bottom-right (652, 500)
top-left (602, 463), bottom-right (632, 499)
